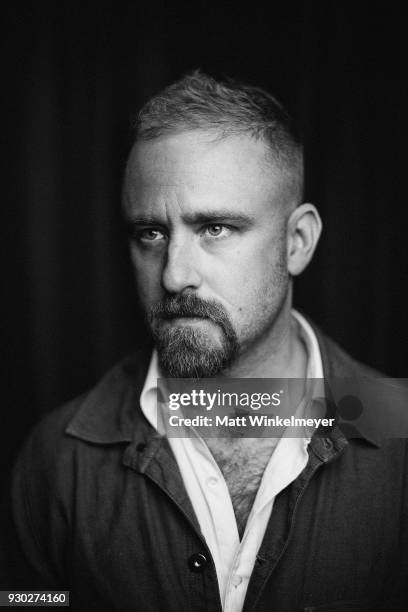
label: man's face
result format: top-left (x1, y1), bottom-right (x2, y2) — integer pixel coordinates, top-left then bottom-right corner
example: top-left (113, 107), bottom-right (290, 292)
top-left (123, 131), bottom-right (291, 377)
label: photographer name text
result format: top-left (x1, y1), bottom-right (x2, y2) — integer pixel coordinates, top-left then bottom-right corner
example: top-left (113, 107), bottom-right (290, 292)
top-left (167, 414), bottom-right (335, 428)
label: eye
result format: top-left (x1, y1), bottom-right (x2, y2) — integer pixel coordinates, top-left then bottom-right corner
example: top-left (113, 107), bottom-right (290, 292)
top-left (139, 228), bottom-right (166, 243)
top-left (204, 224), bottom-right (231, 238)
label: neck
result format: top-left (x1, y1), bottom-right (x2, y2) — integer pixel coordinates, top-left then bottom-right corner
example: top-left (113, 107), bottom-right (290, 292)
top-left (223, 304), bottom-right (307, 380)
top-left (207, 306), bottom-right (308, 443)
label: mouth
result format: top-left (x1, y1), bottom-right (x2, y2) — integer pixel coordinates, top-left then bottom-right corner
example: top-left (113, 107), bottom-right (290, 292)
top-left (161, 316), bottom-right (214, 327)
top-left (156, 316), bottom-right (223, 336)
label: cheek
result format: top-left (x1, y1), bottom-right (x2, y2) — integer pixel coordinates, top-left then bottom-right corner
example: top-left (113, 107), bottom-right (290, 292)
top-left (221, 242), bottom-right (287, 317)
top-left (130, 251), bottom-right (163, 305)
top-left (222, 241), bottom-right (285, 294)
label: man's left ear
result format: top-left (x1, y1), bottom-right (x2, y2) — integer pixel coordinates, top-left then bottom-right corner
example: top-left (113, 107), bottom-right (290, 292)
top-left (286, 203), bottom-right (322, 276)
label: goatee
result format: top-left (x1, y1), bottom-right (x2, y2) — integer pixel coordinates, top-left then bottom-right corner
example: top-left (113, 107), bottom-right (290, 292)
top-left (148, 294), bottom-right (239, 378)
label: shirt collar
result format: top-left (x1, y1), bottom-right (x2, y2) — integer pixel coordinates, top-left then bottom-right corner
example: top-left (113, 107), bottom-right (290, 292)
top-left (64, 314), bottom-right (381, 449)
top-left (292, 308), bottom-right (324, 379)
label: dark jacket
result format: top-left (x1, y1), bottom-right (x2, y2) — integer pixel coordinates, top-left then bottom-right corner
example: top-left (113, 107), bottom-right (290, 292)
top-left (2, 325), bottom-right (408, 611)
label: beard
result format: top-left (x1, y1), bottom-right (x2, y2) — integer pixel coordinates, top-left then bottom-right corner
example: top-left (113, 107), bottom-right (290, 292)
top-left (147, 294), bottom-right (239, 378)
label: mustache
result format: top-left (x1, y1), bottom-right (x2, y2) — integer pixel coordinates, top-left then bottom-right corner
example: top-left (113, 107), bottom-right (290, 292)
top-left (148, 294), bottom-right (232, 331)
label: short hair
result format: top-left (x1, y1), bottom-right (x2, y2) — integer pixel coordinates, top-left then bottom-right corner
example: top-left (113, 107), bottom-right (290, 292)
top-left (134, 70), bottom-right (304, 204)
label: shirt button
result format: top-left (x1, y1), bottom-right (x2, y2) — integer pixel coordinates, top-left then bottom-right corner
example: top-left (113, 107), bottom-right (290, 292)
top-left (206, 477), bottom-right (218, 487)
top-left (188, 553), bottom-right (208, 573)
top-left (231, 575), bottom-right (242, 587)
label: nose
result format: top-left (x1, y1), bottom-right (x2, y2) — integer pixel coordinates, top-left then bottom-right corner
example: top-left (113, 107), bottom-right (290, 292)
top-left (161, 236), bottom-right (202, 294)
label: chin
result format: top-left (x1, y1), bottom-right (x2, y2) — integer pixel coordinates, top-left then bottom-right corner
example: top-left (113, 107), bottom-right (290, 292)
top-left (154, 325), bottom-right (238, 378)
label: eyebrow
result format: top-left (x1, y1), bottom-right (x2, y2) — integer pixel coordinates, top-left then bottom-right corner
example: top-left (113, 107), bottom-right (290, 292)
top-left (126, 210), bottom-right (256, 227)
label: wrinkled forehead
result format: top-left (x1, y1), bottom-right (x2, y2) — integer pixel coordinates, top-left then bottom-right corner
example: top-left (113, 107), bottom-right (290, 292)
top-left (123, 131), bottom-right (290, 214)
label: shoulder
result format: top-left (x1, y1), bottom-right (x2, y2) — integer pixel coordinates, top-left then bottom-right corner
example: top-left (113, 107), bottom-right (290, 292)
top-left (304, 316), bottom-right (385, 378)
top-left (9, 348), bottom-right (153, 579)
top-left (306, 317), bottom-right (408, 446)
top-left (13, 348), bottom-right (152, 488)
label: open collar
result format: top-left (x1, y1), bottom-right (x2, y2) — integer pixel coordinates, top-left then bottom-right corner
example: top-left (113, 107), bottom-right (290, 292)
top-left (65, 319), bottom-right (382, 449)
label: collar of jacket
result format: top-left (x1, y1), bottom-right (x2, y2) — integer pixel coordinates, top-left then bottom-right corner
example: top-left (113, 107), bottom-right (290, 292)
top-left (65, 318), bottom-right (383, 453)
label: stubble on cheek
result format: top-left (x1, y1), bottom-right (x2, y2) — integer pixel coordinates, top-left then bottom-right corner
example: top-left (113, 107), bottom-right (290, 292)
top-left (234, 243), bottom-right (289, 350)
top-left (132, 260), bottom-right (162, 318)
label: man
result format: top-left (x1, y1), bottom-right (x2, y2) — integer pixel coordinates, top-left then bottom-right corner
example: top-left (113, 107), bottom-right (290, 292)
top-left (3, 71), bottom-right (408, 610)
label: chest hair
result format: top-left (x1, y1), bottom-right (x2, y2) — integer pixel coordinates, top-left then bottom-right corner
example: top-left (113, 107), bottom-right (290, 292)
top-left (205, 437), bottom-right (279, 539)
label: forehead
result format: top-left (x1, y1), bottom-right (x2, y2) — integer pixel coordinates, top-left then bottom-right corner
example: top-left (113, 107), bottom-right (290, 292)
top-left (124, 131), bottom-right (286, 216)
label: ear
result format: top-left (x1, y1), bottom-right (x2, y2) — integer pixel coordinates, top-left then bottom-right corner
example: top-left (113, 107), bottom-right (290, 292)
top-left (286, 203), bottom-right (322, 276)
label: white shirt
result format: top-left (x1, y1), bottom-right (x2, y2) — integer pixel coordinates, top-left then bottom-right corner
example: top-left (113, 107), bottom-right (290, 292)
top-left (140, 309), bottom-right (324, 611)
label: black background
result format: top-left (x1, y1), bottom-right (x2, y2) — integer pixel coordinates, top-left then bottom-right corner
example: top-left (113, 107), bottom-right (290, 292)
top-left (3, 2), bottom-right (408, 486)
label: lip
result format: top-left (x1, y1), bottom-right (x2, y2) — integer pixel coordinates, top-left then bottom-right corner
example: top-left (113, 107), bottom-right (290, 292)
top-left (160, 316), bottom-right (216, 328)
top-left (165, 316), bottom-right (209, 325)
